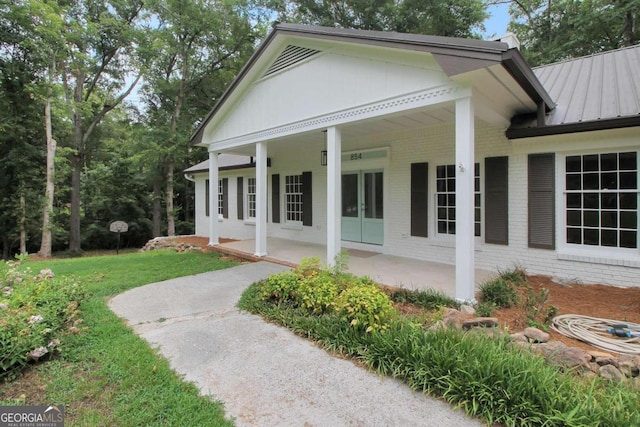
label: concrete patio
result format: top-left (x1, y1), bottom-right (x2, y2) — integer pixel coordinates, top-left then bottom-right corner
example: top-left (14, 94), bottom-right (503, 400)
top-left (218, 237), bottom-right (495, 297)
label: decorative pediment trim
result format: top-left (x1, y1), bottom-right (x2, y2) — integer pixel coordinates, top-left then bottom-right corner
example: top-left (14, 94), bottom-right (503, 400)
top-left (207, 83), bottom-right (469, 151)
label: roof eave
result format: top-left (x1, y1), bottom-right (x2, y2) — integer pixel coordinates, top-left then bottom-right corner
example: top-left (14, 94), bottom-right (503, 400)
top-left (501, 49), bottom-right (555, 112)
top-left (506, 115), bottom-right (640, 139)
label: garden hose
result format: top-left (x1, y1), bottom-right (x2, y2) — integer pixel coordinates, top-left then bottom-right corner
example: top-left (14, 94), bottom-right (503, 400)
top-left (551, 314), bottom-right (640, 355)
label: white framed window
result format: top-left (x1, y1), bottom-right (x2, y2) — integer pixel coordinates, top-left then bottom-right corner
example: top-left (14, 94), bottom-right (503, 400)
top-left (247, 177), bottom-right (256, 219)
top-left (218, 180), bottom-right (224, 218)
top-left (436, 163), bottom-right (480, 236)
top-left (285, 174), bottom-right (303, 223)
top-left (565, 152), bottom-right (637, 249)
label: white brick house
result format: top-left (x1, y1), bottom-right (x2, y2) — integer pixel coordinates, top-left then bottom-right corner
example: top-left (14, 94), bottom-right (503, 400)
top-left (186, 24), bottom-right (640, 298)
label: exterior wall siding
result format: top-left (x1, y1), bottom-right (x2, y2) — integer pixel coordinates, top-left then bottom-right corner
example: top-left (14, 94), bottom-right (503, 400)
top-left (193, 124), bottom-right (639, 288)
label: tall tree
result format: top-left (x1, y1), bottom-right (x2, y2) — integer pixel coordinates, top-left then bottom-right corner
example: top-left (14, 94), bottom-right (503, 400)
top-left (142, 0), bottom-right (262, 236)
top-left (508, 0), bottom-right (640, 66)
top-left (272, 0), bottom-right (487, 37)
top-left (61, 0), bottom-right (146, 251)
top-left (0, 0), bottom-right (51, 257)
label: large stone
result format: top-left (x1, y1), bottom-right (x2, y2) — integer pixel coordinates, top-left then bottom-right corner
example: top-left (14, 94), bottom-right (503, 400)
top-left (523, 327), bottom-right (550, 343)
top-left (462, 317), bottom-right (499, 329)
top-left (599, 364), bottom-right (626, 381)
top-left (537, 341), bottom-right (592, 370)
top-left (460, 304), bottom-right (476, 316)
top-left (442, 308), bottom-right (466, 330)
top-left (617, 355), bottom-right (640, 378)
top-left (510, 332), bottom-right (529, 343)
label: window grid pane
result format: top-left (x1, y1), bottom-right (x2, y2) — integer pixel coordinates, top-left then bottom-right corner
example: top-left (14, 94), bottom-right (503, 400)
top-left (285, 175), bottom-right (303, 223)
top-left (565, 152), bottom-right (638, 249)
top-left (218, 180), bottom-right (224, 216)
top-left (247, 178), bottom-right (256, 219)
top-left (436, 164), bottom-right (480, 236)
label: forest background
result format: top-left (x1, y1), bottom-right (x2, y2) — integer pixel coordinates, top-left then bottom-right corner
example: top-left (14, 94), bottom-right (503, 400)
top-left (1, 0), bottom-right (638, 258)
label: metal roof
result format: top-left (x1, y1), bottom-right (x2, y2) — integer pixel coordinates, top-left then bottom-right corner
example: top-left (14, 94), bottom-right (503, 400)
top-left (190, 23), bottom-right (553, 146)
top-left (508, 44), bottom-right (640, 138)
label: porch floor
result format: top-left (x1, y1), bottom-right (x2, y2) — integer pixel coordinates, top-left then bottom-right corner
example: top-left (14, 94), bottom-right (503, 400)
top-left (220, 237), bottom-right (495, 297)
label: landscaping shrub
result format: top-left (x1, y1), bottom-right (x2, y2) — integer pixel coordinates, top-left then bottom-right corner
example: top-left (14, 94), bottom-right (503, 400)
top-left (1, 261), bottom-right (87, 379)
top-left (334, 282), bottom-right (397, 332)
top-left (260, 269), bottom-right (300, 303)
top-left (474, 301), bottom-right (496, 317)
top-left (390, 288), bottom-right (460, 310)
top-left (480, 277), bottom-right (518, 308)
top-left (297, 271), bottom-right (341, 314)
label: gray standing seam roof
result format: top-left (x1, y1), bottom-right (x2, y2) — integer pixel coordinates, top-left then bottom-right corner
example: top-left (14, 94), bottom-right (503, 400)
top-left (508, 44), bottom-right (640, 138)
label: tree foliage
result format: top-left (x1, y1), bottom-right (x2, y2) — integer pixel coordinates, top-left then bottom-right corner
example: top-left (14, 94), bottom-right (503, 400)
top-left (509, 0), bottom-right (640, 66)
top-left (271, 0), bottom-right (487, 37)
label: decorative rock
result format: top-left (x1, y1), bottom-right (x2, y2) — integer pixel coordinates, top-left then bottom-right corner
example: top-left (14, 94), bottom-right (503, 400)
top-left (523, 327), bottom-right (550, 343)
top-left (442, 308), bottom-right (466, 330)
top-left (595, 356), bottom-right (619, 367)
top-left (510, 332), bottom-right (529, 343)
top-left (599, 364), bottom-right (626, 381)
top-left (462, 317), bottom-right (499, 329)
top-left (587, 350), bottom-right (615, 359)
top-left (617, 355), bottom-right (640, 378)
top-left (536, 341), bottom-right (592, 370)
top-left (460, 304), bottom-right (476, 316)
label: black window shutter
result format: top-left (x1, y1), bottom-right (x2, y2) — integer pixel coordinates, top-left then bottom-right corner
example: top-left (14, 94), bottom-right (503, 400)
top-left (528, 153), bottom-right (555, 249)
top-left (302, 171), bottom-right (312, 226)
top-left (222, 178), bottom-right (228, 218)
top-left (205, 179), bottom-right (210, 217)
top-left (485, 157), bottom-right (508, 245)
top-left (410, 163), bottom-right (428, 237)
top-left (237, 177), bottom-right (243, 220)
top-left (272, 174), bottom-right (280, 223)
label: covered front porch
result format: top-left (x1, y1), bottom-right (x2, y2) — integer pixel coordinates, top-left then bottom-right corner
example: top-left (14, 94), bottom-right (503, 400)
top-left (219, 237), bottom-right (495, 295)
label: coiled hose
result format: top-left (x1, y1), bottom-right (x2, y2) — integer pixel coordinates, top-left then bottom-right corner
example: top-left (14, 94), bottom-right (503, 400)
top-left (551, 314), bottom-right (640, 355)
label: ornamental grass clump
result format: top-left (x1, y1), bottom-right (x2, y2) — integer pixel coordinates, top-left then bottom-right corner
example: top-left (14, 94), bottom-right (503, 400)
top-left (0, 261), bottom-right (87, 379)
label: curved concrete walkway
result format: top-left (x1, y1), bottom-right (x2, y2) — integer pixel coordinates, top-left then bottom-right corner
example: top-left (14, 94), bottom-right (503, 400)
top-left (109, 262), bottom-right (482, 427)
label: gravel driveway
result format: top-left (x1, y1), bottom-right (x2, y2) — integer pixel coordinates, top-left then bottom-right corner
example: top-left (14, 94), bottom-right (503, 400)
top-left (109, 262), bottom-right (482, 426)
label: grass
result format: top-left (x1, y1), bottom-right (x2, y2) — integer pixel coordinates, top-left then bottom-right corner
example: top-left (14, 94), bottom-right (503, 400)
top-left (0, 250), bottom-right (238, 426)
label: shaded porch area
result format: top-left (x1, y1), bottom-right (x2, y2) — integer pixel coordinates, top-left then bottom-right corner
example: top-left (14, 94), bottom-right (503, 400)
top-left (218, 237), bottom-right (495, 296)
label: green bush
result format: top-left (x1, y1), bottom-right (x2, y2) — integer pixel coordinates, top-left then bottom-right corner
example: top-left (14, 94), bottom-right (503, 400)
top-left (497, 265), bottom-right (528, 286)
top-left (475, 301), bottom-right (496, 317)
top-left (259, 270), bottom-right (300, 303)
top-left (390, 288), bottom-right (460, 310)
top-left (479, 277), bottom-right (518, 308)
top-left (297, 271), bottom-right (340, 314)
top-left (1, 262), bottom-right (87, 379)
top-left (335, 283), bottom-right (397, 332)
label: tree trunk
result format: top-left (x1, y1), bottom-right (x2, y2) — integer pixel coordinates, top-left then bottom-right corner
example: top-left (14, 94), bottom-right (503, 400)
top-left (19, 194), bottom-right (26, 255)
top-left (39, 92), bottom-right (56, 258)
top-left (166, 162), bottom-right (175, 236)
top-left (69, 71), bottom-right (84, 252)
top-left (152, 177), bottom-right (162, 237)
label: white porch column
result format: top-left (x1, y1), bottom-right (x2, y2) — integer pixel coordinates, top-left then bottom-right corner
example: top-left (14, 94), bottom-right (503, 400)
top-left (455, 96), bottom-right (476, 303)
top-left (255, 142), bottom-right (268, 257)
top-left (208, 151), bottom-right (219, 246)
top-left (326, 127), bottom-right (342, 266)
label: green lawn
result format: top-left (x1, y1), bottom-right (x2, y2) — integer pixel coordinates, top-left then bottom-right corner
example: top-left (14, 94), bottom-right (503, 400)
top-left (0, 250), bottom-right (238, 426)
